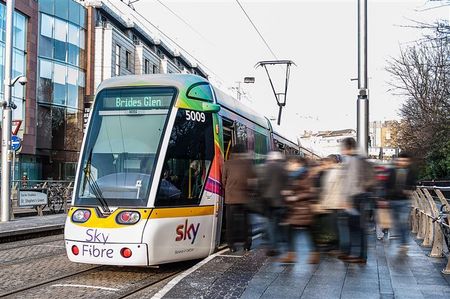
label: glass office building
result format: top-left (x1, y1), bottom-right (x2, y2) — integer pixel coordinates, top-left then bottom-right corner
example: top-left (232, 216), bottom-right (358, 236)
top-left (36, 0), bottom-right (86, 180)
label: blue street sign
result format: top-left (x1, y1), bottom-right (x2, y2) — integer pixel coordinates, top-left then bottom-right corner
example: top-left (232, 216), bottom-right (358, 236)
top-left (11, 135), bottom-right (21, 151)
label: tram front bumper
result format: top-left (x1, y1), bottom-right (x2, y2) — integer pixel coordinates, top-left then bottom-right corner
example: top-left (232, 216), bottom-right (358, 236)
top-left (65, 240), bottom-right (149, 266)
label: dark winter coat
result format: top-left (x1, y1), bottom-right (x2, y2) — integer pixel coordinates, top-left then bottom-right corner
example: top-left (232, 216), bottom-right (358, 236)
top-left (386, 166), bottom-right (417, 201)
top-left (223, 154), bottom-right (255, 205)
top-left (260, 161), bottom-right (288, 208)
top-left (284, 171), bottom-right (316, 227)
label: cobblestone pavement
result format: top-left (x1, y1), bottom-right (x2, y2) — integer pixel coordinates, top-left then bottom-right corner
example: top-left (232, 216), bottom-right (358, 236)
top-left (0, 234), bottom-right (193, 299)
top-left (161, 233), bottom-right (450, 299)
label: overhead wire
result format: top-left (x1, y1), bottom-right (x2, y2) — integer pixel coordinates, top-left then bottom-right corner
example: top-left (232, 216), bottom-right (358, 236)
top-left (235, 0), bottom-right (279, 61)
top-left (155, 0), bottom-right (215, 47)
top-left (113, 0), bottom-right (225, 84)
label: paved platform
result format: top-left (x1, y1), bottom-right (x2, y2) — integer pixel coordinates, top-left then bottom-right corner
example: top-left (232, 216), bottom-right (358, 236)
top-left (161, 233), bottom-right (450, 299)
top-left (0, 214), bottom-right (66, 239)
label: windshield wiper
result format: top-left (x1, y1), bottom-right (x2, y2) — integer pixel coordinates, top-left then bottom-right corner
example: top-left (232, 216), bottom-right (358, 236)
top-left (82, 150), bottom-right (111, 214)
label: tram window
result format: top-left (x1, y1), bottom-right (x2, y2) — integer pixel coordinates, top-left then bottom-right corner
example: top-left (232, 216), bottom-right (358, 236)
top-left (155, 109), bottom-right (214, 206)
top-left (254, 131), bottom-right (268, 164)
top-left (75, 87), bottom-right (176, 207)
top-left (235, 122), bottom-right (248, 150)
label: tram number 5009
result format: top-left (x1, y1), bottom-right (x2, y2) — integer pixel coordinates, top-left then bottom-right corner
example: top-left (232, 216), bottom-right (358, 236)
top-left (185, 111), bottom-right (206, 123)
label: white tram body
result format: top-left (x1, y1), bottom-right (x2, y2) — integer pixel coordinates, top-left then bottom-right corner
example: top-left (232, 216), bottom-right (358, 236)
top-left (65, 74), bottom-right (301, 266)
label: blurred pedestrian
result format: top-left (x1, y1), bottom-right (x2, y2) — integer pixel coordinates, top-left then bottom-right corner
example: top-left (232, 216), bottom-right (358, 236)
top-left (340, 137), bottom-right (375, 264)
top-left (386, 152), bottom-right (417, 254)
top-left (314, 155), bottom-right (345, 254)
top-left (278, 157), bottom-right (319, 264)
top-left (223, 144), bottom-right (255, 252)
top-left (260, 151), bottom-right (287, 256)
top-left (374, 164), bottom-right (391, 240)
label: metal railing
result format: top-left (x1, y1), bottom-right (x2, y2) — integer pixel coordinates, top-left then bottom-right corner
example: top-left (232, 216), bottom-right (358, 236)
top-left (411, 185), bottom-right (450, 274)
top-left (11, 180), bottom-right (74, 216)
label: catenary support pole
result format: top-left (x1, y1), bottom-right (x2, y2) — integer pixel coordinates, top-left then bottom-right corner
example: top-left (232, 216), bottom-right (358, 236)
top-left (1, 0), bottom-right (15, 222)
top-left (357, 0), bottom-right (369, 155)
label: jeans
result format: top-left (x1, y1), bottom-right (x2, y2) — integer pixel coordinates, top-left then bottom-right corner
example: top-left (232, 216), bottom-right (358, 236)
top-left (286, 226), bottom-right (316, 252)
top-left (390, 200), bottom-right (410, 245)
top-left (350, 193), bottom-right (369, 259)
top-left (337, 210), bottom-right (350, 255)
top-left (267, 207), bottom-right (286, 250)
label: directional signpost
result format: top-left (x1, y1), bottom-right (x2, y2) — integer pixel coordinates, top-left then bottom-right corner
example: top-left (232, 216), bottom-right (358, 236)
top-left (11, 135), bottom-right (21, 151)
top-left (11, 135), bottom-right (21, 183)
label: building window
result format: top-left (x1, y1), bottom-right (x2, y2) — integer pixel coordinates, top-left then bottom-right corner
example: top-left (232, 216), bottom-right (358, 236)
top-left (144, 59), bottom-right (149, 74)
top-left (115, 45), bottom-right (121, 76)
top-left (125, 50), bottom-right (131, 71)
top-left (153, 64), bottom-right (158, 74)
top-left (54, 18), bottom-right (67, 62)
top-left (0, 4), bottom-right (27, 122)
top-left (37, 58), bottom-right (83, 109)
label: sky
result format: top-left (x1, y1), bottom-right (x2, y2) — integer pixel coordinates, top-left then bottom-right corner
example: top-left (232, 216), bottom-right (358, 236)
top-left (111, 0), bottom-right (448, 139)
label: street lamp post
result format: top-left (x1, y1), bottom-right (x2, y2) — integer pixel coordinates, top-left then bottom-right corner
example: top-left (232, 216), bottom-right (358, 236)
top-left (1, 0), bottom-right (15, 222)
top-left (357, 0), bottom-right (369, 155)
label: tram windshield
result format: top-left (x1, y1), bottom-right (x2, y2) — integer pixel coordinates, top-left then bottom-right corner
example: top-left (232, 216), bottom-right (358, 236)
top-left (75, 87), bottom-right (176, 207)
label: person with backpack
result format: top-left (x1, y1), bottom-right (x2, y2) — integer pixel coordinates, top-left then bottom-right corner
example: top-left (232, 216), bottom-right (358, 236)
top-left (385, 152), bottom-right (417, 255)
top-left (339, 137), bottom-right (375, 264)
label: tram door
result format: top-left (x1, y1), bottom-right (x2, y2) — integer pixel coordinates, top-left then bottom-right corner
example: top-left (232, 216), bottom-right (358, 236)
top-left (217, 119), bottom-right (235, 246)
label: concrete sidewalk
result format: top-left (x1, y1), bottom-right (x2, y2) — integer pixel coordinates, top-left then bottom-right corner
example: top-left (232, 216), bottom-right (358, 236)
top-left (162, 233), bottom-right (450, 299)
top-left (0, 214), bottom-right (66, 239)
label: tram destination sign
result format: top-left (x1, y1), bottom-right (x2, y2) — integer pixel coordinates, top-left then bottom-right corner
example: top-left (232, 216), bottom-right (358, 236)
top-left (103, 95), bottom-right (172, 110)
top-left (18, 189), bottom-right (48, 207)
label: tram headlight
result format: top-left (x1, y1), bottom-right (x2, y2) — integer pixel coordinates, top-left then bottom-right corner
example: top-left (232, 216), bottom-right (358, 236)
top-left (72, 209), bottom-right (91, 223)
top-left (116, 211), bottom-right (140, 225)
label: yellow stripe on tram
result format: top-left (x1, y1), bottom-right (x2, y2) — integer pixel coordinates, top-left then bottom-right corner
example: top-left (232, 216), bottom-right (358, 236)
top-left (150, 206), bottom-right (215, 219)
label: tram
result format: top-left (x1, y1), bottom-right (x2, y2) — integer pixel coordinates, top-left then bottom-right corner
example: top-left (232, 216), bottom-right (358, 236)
top-left (64, 74), bottom-right (301, 266)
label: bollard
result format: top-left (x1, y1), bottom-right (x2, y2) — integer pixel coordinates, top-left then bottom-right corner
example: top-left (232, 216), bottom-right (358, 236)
top-left (433, 189), bottom-right (450, 274)
top-left (443, 258), bottom-right (450, 275)
top-left (423, 189), bottom-right (444, 258)
top-left (441, 220), bottom-right (450, 275)
top-left (435, 189), bottom-right (450, 213)
top-left (36, 205), bottom-right (43, 217)
top-left (414, 190), bottom-right (426, 240)
top-left (417, 189), bottom-right (433, 247)
top-left (410, 193), bottom-right (419, 234)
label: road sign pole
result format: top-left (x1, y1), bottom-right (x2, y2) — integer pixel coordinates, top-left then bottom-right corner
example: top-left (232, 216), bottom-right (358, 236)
top-left (12, 150), bottom-right (15, 182)
top-left (1, 0), bottom-right (15, 222)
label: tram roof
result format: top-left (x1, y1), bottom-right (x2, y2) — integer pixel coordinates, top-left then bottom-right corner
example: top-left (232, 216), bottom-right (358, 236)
top-left (213, 88), bottom-right (271, 130)
top-left (96, 74), bottom-right (210, 94)
top-left (96, 74), bottom-right (271, 129)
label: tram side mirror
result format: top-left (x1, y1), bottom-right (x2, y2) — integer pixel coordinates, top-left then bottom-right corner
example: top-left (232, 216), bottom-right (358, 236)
top-left (186, 81), bottom-right (220, 112)
top-left (186, 82), bottom-right (214, 102)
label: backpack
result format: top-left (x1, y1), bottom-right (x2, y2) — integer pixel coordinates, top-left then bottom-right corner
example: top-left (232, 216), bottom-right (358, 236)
top-left (359, 157), bottom-right (376, 192)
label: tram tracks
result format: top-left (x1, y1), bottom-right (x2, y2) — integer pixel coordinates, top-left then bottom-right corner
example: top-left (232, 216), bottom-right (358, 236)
top-left (113, 268), bottom-right (186, 299)
top-left (1, 260), bottom-right (195, 299)
top-left (0, 236), bottom-right (66, 266)
top-left (0, 265), bottom-right (104, 298)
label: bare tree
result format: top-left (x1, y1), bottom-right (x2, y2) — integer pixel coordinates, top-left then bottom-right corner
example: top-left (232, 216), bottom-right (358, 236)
top-left (386, 33), bottom-right (450, 178)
